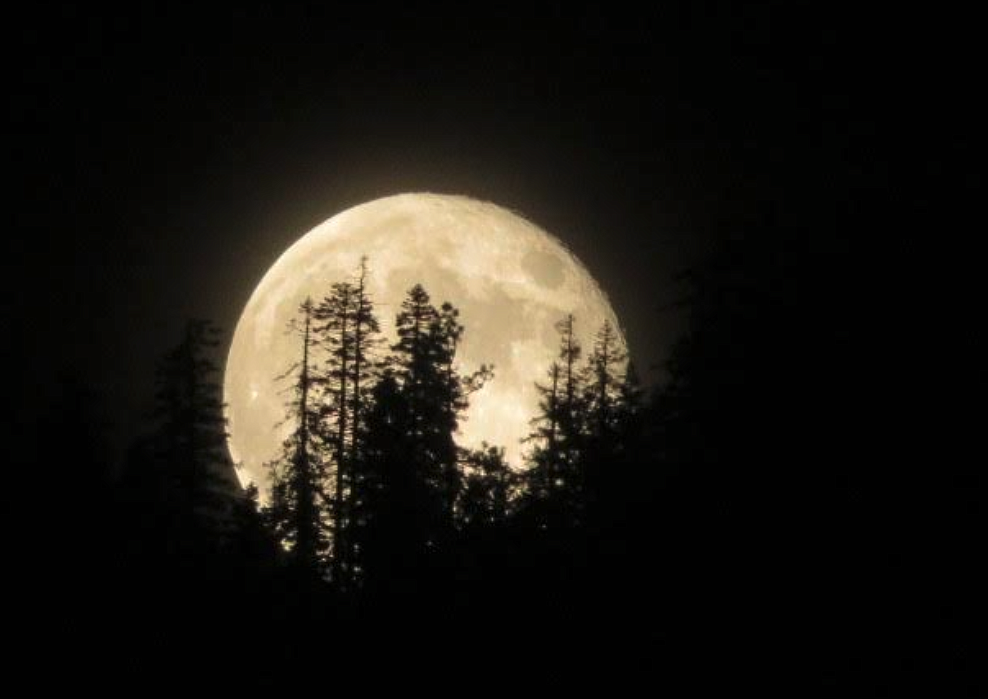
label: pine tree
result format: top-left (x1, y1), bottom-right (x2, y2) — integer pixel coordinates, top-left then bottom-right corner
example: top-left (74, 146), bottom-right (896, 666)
top-left (352, 370), bottom-right (422, 589)
top-left (228, 482), bottom-right (278, 565)
top-left (264, 299), bottom-right (327, 573)
top-left (436, 302), bottom-right (463, 519)
top-left (355, 284), bottom-right (490, 586)
top-left (344, 257), bottom-right (381, 580)
top-left (581, 323), bottom-right (635, 531)
top-left (583, 321), bottom-right (628, 445)
top-left (150, 319), bottom-right (239, 551)
top-left (390, 284), bottom-right (447, 535)
top-left (557, 314), bottom-right (586, 484)
top-left (313, 258), bottom-right (381, 588)
top-left (522, 314), bottom-right (587, 526)
top-left (615, 360), bottom-right (644, 446)
top-left (392, 284), bottom-right (442, 441)
top-left (314, 280), bottom-right (354, 584)
top-left (525, 362), bottom-right (563, 500)
top-left (459, 444), bottom-right (514, 530)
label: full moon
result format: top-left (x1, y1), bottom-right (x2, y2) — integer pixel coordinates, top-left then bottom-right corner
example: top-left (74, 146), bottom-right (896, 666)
top-left (225, 193), bottom-right (626, 492)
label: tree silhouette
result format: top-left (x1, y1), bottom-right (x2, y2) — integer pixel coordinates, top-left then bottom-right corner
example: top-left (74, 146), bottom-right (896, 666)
top-left (264, 299), bottom-right (328, 573)
top-left (584, 320), bottom-right (627, 444)
top-left (351, 369), bottom-right (422, 591)
top-left (581, 321), bottom-right (632, 523)
top-left (459, 443), bottom-right (514, 530)
top-left (42, 223), bottom-right (832, 690)
top-left (522, 313), bottom-right (588, 528)
top-left (525, 362), bottom-right (561, 502)
top-left (315, 278), bottom-right (354, 585)
top-left (313, 258), bottom-right (381, 588)
top-left (389, 285), bottom-right (456, 540)
top-left (352, 284), bottom-right (491, 590)
top-left (146, 319), bottom-right (239, 553)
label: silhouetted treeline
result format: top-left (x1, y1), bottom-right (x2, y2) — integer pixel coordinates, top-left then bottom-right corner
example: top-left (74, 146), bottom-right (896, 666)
top-left (28, 231), bottom-right (903, 690)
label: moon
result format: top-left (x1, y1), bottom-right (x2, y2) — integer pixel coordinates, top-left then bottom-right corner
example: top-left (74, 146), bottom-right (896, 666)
top-left (225, 193), bottom-right (626, 492)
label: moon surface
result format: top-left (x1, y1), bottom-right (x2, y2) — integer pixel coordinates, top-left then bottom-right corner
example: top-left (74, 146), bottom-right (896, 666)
top-left (225, 193), bottom-right (626, 492)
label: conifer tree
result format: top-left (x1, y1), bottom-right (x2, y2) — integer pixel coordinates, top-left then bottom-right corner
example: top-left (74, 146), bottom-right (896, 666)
top-left (525, 362), bottom-right (563, 499)
top-left (228, 482), bottom-right (277, 565)
top-left (355, 284), bottom-right (489, 584)
top-left (435, 302), bottom-right (464, 520)
top-left (343, 257), bottom-right (381, 579)
top-left (389, 284), bottom-right (447, 534)
top-left (313, 258), bottom-right (381, 587)
top-left (581, 323), bottom-right (637, 530)
top-left (615, 360), bottom-right (644, 445)
top-left (583, 321), bottom-right (628, 445)
top-left (314, 281), bottom-right (353, 584)
top-left (459, 444), bottom-right (514, 530)
top-left (264, 299), bottom-right (327, 573)
top-left (150, 319), bottom-right (238, 549)
top-left (352, 370), bottom-right (422, 588)
top-left (433, 301), bottom-right (492, 521)
top-left (557, 314), bottom-right (586, 481)
top-left (392, 284), bottom-right (442, 438)
top-left (523, 314), bottom-right (587, 525)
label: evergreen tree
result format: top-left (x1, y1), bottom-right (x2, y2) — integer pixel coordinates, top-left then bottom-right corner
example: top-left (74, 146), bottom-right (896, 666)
top-left (149, 319), bottom-right (239, 551)
top-left (557, 314), bottom-right (586, 488)
top-left (313, 258), bottom-right (381, 588)
top-left (522, 314), bottom-right (587, 526)
top-left (352, 370), bottom-right (423, 590)
top-left (525, 362), bottom-right (563, 500)
top-left (435, 302), bottom-right (465, 521)
top-left (389, 284), bottom-right (449, 537)
top-left (392, 284), bottom-right (442, 438)
top-left (583, 321), bottom-right (628, 446)
top-left (459, 444), bottom-right (514, 530)
top-left (264, 299), bottom-right (328, 573)
top-left (355, 285), bottom-right (489, 586)
top-left (314, 280), bottom-right (354, 585)
top-left (581, 325), bottom-right (639, 536)
top-left (343, 257), bottom-right (381, 580)
top-left (227, 482), bottom-right (278, 565)
top-left (433, 301), bottom-right (493, 522)
top-left (615, 361), bottom-right (644, 446)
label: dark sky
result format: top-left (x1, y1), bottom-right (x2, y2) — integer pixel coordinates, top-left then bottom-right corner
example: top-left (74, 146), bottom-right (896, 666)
top-left (10, 3), bottom-right (821, 448)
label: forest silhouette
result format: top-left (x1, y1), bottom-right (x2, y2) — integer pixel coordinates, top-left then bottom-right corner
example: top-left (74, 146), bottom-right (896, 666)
top-left (31, 226), bottom-right (843, 689)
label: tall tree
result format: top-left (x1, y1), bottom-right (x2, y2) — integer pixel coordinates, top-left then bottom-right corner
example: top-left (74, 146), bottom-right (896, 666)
top-left (433, 301), bottom-right (492, 522)
top-left (616, 361), bottom-right (644, 443)
top-left (435, 302), bottom-right (464, 521)
top-left (557, 314), bottom-right (586, 487)
top-left (150, 319), bottom-right (239, 549)
top-left (581, 324), bottom-right (639, 537)
top-left (522, 314), bottom-right (587, 526)
top-left (389, 284), bottom-right (447, 535)
top-left (525, 362), bottom-right (563, 500)
top-left (583, 321), bottom-right (628, 445)
top-left (265, 299), bottom-right (327, 573)
top-left (343, 257), bottom-right (381, 580)
top-left (459, 443), bottom-right (514, 530)
top-left (352, 370), bottom-right (422, 590)
top-left (349, 258), bottom-right (379, 466)
top-left (355, 284), bottom-right (489, 586)
top-left (392, 284), bottom-right (441, 441)
top-left (314, 280), bottom-right (353, 585)
top-left (313, 258), bottom-right (381, 588)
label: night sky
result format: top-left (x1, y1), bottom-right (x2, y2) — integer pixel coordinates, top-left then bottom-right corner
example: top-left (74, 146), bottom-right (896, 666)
top-left (11, 4), bottom-right (820, 451)
top-left (11, 8), bottom-right (982, 689)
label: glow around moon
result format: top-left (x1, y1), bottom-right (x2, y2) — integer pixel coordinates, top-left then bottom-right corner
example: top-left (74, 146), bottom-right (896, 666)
top-left (225, 193), bottom-right (626, 491)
